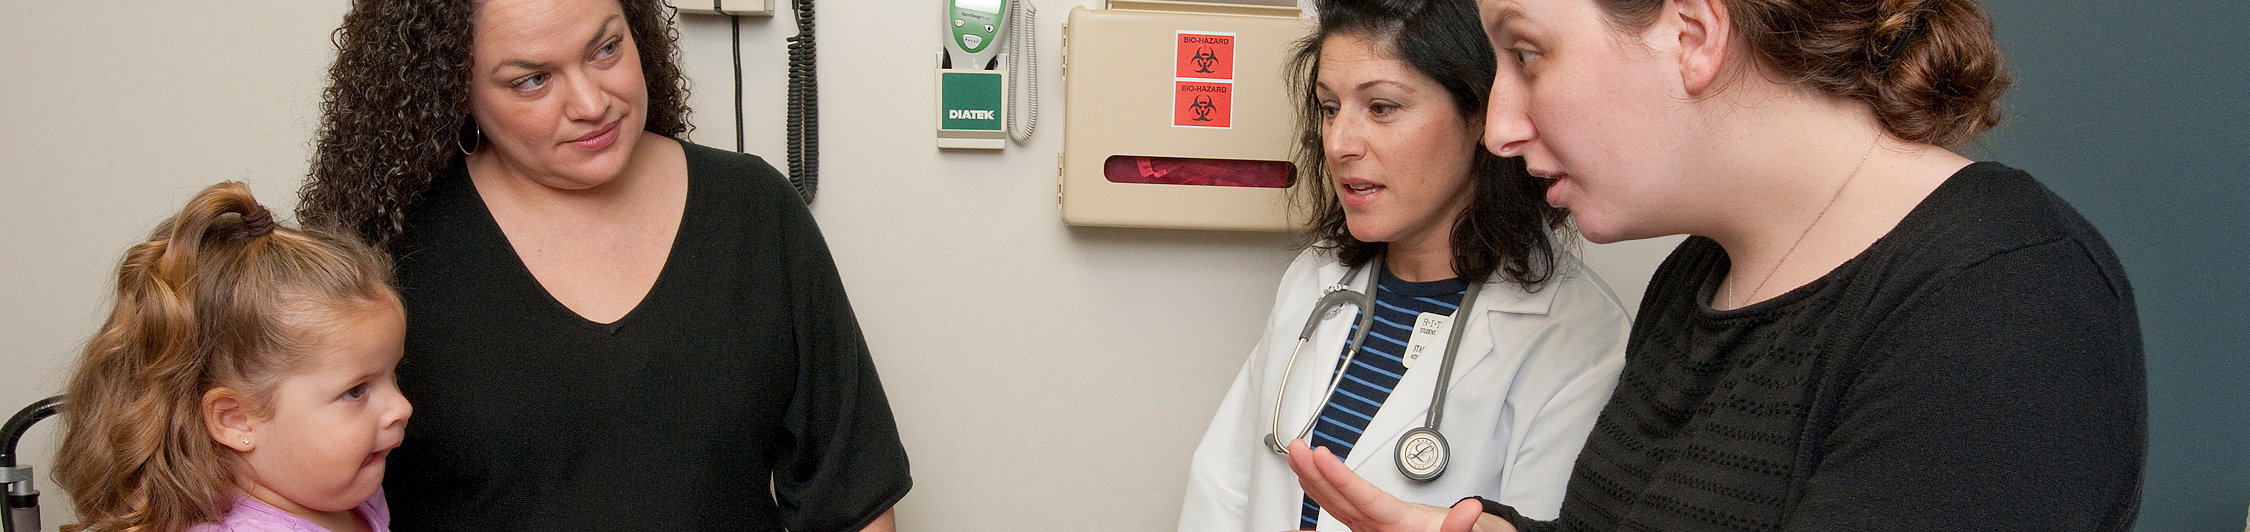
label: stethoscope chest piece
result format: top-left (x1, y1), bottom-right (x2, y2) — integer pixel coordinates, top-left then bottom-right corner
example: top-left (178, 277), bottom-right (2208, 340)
top-left (1393, 426), bottom-right (1450, 481)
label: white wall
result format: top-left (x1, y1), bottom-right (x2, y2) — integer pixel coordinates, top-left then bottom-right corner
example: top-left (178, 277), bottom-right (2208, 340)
top-left (2, 1), bottom-right (348, 527)
top-left (0, 2), bottom-right (1676, 530)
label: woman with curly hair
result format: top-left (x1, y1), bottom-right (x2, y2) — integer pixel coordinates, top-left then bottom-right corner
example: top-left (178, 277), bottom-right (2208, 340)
top-left (1285, 0), bottom-right (2144, 530)
top-left (295, 1), bottom-right (909, 530)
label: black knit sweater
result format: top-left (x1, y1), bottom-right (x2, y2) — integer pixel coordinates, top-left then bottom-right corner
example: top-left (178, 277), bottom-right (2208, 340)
top-left (383, 143), bottom-right (910, 532)
top-left (1494, 162), bottom-right (2144, 531)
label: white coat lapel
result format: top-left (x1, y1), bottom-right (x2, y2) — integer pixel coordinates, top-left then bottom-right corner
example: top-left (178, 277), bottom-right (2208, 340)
top-left (1338, 276), bottom-right (1557, 473)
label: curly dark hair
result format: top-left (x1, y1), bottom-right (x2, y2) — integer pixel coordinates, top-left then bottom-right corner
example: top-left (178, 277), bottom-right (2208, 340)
top-left (1289, 0), bottom-right (1569, 288)
top-left (297, 0), bottom-right (694, 252)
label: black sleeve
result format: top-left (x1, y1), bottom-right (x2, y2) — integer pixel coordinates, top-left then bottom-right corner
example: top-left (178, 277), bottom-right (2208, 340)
top-left (756, 160), bottom-right (912, 532)
top-left (1779, 237), bottom-right (2144, 531)
top-left (1473, 497), bottom-right (1559, 532)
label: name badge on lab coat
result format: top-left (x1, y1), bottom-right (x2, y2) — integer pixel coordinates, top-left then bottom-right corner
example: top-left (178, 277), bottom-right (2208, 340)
top-left (1401, 312), bottom-right (1451, 369)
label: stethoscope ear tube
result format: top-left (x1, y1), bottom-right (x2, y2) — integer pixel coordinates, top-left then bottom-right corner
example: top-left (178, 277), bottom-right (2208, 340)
top-left (1302, 289), bottom-right (1371, 338)
top-left (1267, 261), bottom-right (1380, 456)
top-left (1264, 336), bottom-right (1311, 455)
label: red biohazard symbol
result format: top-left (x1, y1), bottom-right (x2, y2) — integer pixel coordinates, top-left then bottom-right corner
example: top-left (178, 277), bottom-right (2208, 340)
top-left (1189, 96), bottom-right (1218, 121)
top-left (1191, 47), bottom-right (1221, 74)
top-left (1175, 32), bottom-right (1235, 80)
top-left (1174, 81), bottom-right (1233, 128)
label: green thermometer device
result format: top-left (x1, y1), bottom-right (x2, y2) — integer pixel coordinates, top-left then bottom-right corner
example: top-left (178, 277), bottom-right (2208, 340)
top-left (946, 0), bottom-right (1011, 70)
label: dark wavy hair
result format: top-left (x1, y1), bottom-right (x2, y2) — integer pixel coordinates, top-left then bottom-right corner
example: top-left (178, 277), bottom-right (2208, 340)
top-left (297, 0), bottom-right (694, 252)
top-left (1288, 0), bottom-right (1568, 287)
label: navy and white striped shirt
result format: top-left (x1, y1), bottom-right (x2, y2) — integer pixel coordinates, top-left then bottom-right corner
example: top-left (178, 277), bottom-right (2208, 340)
top-left (1301, 266), bottom-right (1469, 529)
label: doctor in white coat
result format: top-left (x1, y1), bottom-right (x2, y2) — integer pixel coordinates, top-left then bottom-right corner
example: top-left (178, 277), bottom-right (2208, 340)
top-left (1175, 0), bottom-right (1628, 530)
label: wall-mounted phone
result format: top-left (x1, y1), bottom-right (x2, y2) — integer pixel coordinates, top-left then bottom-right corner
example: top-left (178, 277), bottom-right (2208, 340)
top-left (669, 0), bottom-right (823, 203)
top-left (938, 0), bottom-right (1038, 149)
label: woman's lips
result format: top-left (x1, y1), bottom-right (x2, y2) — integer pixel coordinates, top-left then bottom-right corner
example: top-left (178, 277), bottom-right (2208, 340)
top-left (1340, 179), bottom-right (1382, 208)
top-left (568, 121), bottom-right (620, 151)
top-left (1541, 173), bottom-right (1569, 208)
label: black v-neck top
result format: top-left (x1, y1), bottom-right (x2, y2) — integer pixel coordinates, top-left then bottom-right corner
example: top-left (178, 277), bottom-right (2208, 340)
top-left (383, 142), bottom-right (910, 532)
top-left (1492, 162), bottom-right (2143, 531)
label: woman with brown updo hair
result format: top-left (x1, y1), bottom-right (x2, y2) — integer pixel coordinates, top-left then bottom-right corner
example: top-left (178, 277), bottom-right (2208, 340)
top-left (1282, 0), bottom-right (2145, 530)
top-left (295, 1), bottom-right (909, 531)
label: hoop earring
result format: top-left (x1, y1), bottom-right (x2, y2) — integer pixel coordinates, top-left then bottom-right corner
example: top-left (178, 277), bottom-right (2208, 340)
top-left (458, 119), bottom-right (483, 156)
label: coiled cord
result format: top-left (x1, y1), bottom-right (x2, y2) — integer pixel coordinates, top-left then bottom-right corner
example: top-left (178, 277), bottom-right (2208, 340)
top-left (1007, 0), bottom-right (1037, 143)
top-left (785, 0), bottom-right (818, 203)
top-left (731, 14), bottom-right (745, 153)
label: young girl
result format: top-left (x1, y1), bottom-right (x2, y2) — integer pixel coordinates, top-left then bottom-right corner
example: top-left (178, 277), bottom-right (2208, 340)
top-left (54, 182), bottom-right (411, 532)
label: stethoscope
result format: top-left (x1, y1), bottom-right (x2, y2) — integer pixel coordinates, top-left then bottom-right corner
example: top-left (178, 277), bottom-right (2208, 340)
top-left (1263, 258), bottom-right (1483, 481)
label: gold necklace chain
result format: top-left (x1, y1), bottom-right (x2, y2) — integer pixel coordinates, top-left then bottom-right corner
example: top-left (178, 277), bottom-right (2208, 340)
top-left (1731, 138), bottom-right (1880, 308)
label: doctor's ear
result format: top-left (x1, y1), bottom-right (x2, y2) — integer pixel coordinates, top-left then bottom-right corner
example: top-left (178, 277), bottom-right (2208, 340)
top-left (1668, 0), bottom-right (1735, 95)
top-left (203, 388), bottom-right (257, 453)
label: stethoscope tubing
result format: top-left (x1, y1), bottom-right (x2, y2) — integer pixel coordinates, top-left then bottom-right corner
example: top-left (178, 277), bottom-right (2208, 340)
top-left (1265, 271), bottom-right (1377, 454)
top-left (1264, 258), bottom-right (1482, 466)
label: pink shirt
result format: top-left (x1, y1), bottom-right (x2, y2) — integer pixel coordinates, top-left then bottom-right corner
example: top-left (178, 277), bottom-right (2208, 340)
top-left (187, 490), bottom-right (390, 532)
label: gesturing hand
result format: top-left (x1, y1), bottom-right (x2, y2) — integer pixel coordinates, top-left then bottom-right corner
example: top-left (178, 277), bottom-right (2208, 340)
top-left (1283, 439), bottom-right (1512, 532)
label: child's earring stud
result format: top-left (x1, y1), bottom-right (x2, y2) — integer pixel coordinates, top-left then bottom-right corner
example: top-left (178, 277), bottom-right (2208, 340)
top-left (243, 439), bottom-right (250, 445)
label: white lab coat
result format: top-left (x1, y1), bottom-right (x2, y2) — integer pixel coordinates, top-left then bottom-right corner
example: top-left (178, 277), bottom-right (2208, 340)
top-left (1178, 247), bottom-right (1630, 532)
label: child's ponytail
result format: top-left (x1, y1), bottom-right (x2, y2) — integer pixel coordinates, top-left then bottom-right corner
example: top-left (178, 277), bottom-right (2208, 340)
top-left (54, 182), bottom-right (396, 532)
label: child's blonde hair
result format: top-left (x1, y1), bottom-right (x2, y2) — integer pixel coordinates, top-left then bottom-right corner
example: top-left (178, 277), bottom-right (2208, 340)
top-left (53, 182), bottom-right (397, 532)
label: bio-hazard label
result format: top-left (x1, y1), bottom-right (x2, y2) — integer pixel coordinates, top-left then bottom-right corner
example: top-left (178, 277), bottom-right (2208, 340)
top-left (1174, 31), bottom-right (1237, 129)
top-left (1175, 31), bottom-right (1236, 80)
top-left (1174, 81), bottom-right (1233, 128)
